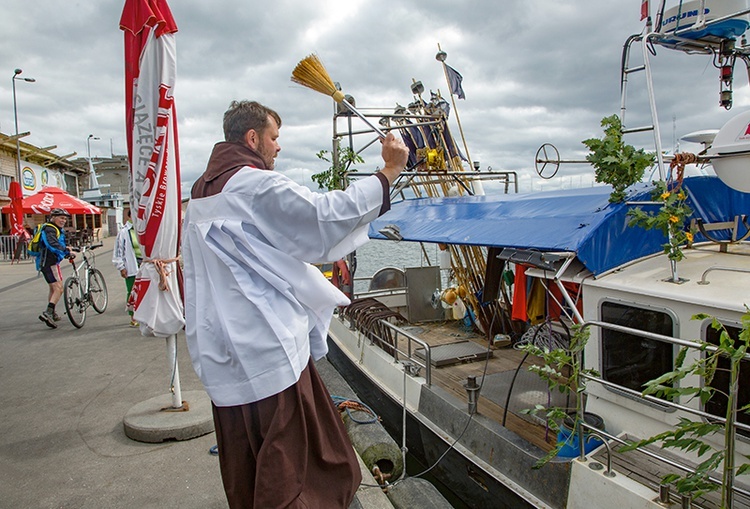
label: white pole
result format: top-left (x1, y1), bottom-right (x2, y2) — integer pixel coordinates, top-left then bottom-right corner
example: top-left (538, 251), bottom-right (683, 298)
top-left (166, 334), bottom-right (182, 408)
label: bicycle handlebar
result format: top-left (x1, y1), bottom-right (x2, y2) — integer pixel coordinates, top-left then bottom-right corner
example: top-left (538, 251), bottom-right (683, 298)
top-left (69, 242), bottom-right (103, 253)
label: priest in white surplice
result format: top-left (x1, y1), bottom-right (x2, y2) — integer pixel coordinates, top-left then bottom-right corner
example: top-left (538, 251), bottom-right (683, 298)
top-left (182, 100), bottom-right (409, 509)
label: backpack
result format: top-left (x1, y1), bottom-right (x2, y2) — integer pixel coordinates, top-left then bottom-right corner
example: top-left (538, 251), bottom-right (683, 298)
top-left (28, 223), bottom-right (60, 257)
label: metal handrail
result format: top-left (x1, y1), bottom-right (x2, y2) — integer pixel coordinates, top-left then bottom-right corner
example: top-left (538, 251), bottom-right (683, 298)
top-left (579, 424), bottom-right (750, 501)
top-left (576, 320), bottom-right (750, 501)
top-left (353, 317), bottom-right (431, 387)
top-left (0, 235), bottom-right (29, 261)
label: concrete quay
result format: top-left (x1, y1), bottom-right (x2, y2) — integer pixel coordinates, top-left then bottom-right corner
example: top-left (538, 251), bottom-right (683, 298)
top-left (0, 236), bottom-right (392, 509)
top-left (0, 236), bottom-right (226, 508)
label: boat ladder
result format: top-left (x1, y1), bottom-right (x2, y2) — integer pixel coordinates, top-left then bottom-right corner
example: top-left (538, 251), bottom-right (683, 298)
top-left (619, 0), bottom-right (750, 180)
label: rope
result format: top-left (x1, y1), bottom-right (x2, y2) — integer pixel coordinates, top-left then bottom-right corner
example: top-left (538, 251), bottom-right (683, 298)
top-left (331, 395), bottom-right (380, 424)
top-left (669, 152), bottom-right (697, 189)
top-left (143, 256), bottom-right (180, 291)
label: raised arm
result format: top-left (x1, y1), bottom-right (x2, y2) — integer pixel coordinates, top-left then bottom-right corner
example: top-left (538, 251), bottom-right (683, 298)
top-left (377, 132), bottom-right (410, 185)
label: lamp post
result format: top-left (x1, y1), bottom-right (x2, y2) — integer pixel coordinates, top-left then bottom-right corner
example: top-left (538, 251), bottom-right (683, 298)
top-left (87, 134), bottom-right (100, 162)
top-left (87, 134), bottom-right (100, 190)
top-left (12, 68), bottom-right (36, 184)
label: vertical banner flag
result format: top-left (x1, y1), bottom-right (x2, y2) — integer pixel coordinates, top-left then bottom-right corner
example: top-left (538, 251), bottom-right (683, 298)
top-left (120, 0), bottom-right (184, 337)
top-left (445, 64), bottom-right (465, 99)
top-left (8, 181), bottom-right (28, 240)
top-left (641, 0), bottom-right (649, 21)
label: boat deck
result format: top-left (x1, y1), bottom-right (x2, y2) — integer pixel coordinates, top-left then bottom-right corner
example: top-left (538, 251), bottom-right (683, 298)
top-left (593, 435), bottom-right (750, 509)
top-left (400, 319), bottom-right (566, 453)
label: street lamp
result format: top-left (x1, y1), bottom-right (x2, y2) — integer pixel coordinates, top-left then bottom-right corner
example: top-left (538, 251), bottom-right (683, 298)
top-left (87, 134), bottom-right (100, 160)
top-left (12, 68), bottom-right (36, 184)
top-left (87, 134), bottom-right (100, 190)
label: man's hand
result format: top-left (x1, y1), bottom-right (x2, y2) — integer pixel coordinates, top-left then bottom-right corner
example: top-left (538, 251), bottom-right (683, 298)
top-left (120, 268), bottom-right (127, 278)
top-left (379, 132), bottom-right (409, 185)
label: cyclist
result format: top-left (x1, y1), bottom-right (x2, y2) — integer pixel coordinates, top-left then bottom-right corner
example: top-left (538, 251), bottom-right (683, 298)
top-left (37, 208), bottom-right (75, 328)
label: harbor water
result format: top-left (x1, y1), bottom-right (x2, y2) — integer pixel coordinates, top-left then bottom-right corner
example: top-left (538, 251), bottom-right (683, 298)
top-left (352, 239), bottom-right (445, 293)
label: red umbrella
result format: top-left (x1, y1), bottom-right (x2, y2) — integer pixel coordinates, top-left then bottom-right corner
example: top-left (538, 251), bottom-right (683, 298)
top-left (1, 186), bottom-right (101, 215)
top-left (120, 0), bottom-right (184, 408)
top-left (7, 181), bottom-right (29, 240)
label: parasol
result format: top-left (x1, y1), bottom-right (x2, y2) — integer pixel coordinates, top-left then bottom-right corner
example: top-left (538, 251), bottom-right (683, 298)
top-left (1, 186), bottom-right (101, 215)
top-left (120, 0), bottom-right (185, 409)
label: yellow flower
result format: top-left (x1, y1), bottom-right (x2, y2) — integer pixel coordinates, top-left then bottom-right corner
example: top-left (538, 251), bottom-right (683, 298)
top-left (677, 192), bottom-right (686, 200)
top-left (686, 232), bottom-right (694, 242)
top-left (669, 215), bottom-right (679, 223)
top-left (660, 192), bottom-right (671, 200)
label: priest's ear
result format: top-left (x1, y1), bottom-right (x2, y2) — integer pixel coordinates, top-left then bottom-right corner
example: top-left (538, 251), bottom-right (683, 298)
top-left (244, 129), bottom-right (259, 150)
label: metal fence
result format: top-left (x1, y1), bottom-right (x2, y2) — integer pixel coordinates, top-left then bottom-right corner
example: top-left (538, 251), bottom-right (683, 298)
top-left (0, 235), bottom-right (29, 262)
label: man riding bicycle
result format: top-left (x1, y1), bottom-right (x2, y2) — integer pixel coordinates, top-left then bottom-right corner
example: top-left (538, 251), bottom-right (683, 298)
top-left (37, 208), bottom-right (75, 328)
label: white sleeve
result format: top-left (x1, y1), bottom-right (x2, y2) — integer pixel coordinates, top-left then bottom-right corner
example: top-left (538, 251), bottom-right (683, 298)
top-left (112, 231), bottom-right (125, 271)
top-left (224, 172), bottom-right (384, 262)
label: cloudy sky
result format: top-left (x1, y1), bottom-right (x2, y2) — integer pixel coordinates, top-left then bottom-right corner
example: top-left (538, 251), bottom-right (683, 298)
top-left (1, 0), bottom-right (748, 196)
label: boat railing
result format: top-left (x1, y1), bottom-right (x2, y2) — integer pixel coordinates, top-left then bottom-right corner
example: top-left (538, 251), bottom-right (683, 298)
top-left (380, 320), bottom-right (431, 386)
top-left (577, 320), bottom-right (750, 502)
top-left (348, 170), bottom-right (519, 199)
top-left (352, 279), bottom-right (407, 297)
top-left (343, 308), bottom-right (431, 386)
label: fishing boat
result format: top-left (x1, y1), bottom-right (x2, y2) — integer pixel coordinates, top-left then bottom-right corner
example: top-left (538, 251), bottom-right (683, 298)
top-left (325, 2), bottom-right (750, 508)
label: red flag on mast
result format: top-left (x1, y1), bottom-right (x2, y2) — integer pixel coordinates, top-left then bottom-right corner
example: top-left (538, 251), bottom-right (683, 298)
top-left (641, 0), bottom-right (649, 20)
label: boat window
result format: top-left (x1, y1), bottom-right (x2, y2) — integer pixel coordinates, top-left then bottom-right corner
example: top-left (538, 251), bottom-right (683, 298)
top-left (600, 301), bottom-right (674, 400)
top-left (703, 322), bottom-right (750, 438)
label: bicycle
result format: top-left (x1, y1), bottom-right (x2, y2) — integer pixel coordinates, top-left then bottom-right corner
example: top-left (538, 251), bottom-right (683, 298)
top-left (63, 242), bottom-right (109, 328)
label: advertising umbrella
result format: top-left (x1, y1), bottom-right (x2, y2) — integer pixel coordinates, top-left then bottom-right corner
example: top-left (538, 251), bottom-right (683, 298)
top-left (7, 181), bottom-right (29, 240)
top-left (1, 186), bottom-right (101, 215)
top-left (120, 0), bottom-right (185, 409)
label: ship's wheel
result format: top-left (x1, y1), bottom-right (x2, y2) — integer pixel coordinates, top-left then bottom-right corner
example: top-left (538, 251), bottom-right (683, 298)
top-left (535, 143), bottom-right (560, 179)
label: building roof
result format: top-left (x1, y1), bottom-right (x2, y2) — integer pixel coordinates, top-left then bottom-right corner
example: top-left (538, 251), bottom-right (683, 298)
top-left (0, 132), bottom-right (87, 173)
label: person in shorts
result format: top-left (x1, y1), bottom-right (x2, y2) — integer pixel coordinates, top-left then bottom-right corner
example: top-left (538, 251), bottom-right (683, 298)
top-left (38, 208), bottom-right (75, 328)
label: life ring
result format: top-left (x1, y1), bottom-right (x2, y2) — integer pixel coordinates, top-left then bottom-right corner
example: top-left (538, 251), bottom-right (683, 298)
top-left (331, 259), bottom-right (352, 300)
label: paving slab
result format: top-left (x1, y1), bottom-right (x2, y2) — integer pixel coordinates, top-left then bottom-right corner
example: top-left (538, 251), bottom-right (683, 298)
top-left (0, 235), bottom-right (390, 509)
top-left (0, 237), bottom-right (226, 508)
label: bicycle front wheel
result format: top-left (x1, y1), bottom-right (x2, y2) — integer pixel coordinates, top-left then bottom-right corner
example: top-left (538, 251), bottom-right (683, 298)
top-left (64, 277), bottom-right (86, 328)
top-left (88, 269), bottom-right (108, 313)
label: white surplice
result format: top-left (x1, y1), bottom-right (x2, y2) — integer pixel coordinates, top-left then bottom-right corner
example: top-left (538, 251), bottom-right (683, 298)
top-left (183, 168), bottom-right (384, 406)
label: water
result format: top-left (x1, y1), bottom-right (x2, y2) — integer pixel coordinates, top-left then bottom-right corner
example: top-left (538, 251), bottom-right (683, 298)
top-left (351, 239), bottom-right (445, 293)
top-left (347, 239), bottom-right (471, 508)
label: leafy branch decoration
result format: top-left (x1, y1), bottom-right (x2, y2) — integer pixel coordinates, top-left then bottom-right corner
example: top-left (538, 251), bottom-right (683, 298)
top-left (583, 114), bottom-right (655, 203)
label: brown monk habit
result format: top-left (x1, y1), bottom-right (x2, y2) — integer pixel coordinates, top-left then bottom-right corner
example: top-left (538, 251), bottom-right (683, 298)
top-left (193, 141), bottom-right (362, 508)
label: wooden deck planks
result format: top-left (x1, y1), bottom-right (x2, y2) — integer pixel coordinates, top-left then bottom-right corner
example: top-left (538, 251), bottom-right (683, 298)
top-left (415, 320), bottom-right (559, 452)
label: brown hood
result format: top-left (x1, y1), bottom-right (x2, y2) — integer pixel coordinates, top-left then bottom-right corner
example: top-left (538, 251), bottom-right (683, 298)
top-left (191, 141), bottom-right (267, 199)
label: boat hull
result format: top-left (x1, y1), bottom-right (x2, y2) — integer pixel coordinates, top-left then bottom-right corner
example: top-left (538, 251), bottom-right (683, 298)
top-left (326, 332), bottom-right (569, 509)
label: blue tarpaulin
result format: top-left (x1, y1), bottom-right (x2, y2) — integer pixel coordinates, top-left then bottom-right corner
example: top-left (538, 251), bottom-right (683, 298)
top-left (369, 176), bottom-right (750, 275)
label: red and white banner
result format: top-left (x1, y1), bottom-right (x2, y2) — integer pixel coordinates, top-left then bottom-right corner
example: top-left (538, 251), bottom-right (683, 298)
top-left (640, 0), bottom-right (649, 21)
top-left (8, 181), bottom-right (28, 240)
top-left (120, 0), bottom-right (184, 337)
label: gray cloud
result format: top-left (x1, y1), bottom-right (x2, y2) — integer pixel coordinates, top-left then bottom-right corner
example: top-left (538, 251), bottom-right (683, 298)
top-left (1, 0), bottom-right (747, 196)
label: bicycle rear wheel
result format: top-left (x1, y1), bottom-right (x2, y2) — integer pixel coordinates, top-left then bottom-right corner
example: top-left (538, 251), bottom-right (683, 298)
top-left (64, 277), bottom-right (86, 328)
top-left (88, 269), bottom-right (108, 313)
